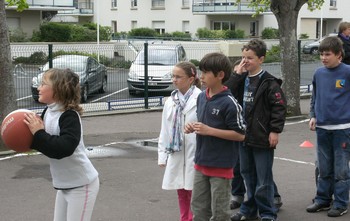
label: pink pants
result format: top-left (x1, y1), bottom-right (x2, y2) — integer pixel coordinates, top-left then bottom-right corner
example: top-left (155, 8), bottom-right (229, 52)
top-left (177, 189), bottom-right (193, 221)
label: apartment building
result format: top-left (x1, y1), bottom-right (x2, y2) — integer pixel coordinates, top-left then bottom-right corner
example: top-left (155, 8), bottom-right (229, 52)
top-left (4, 0), bottom-right (349, 39)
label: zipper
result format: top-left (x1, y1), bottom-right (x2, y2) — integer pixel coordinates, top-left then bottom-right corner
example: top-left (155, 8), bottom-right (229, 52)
top-left (257, 118), bottom-right (268, 133)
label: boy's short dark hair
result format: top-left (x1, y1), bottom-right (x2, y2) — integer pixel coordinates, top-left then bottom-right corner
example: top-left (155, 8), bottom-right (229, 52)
top-left (242, 39), bottom-right (267, 58)
top-left (199, 52), bottom-right (232, 83)
top-left (319, 36), bottom-right (344, 57)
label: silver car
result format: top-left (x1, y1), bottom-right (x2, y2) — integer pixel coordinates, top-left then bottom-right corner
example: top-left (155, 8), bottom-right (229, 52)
top-left (31, 55), bottom-right (107, 103)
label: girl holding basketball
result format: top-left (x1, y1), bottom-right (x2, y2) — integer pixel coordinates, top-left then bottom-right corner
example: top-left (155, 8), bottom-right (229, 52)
top-left (158, 61), bottom-right (201, 221)
top-left (24, 68), bottom-right (99, 221)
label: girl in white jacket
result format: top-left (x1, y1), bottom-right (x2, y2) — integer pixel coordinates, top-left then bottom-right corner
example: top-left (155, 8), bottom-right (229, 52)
top-left (158, 61), bottom-right (202, 221)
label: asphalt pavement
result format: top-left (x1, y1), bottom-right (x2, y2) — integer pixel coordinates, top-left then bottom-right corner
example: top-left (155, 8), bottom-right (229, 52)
top-left (0, 97), bottom-right (349, 221)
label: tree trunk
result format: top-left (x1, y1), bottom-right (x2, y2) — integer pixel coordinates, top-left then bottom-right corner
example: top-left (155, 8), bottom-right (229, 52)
top-left (271, 0), bottom-right (308, 116)
top-left (0, 0), bottom-right (18, 151)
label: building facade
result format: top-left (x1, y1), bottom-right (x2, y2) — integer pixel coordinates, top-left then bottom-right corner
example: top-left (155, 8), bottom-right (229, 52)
top-left (4, 0), bottom-right (348, 40)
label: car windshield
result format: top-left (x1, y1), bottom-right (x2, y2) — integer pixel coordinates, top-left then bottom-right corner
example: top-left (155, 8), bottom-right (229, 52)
top-left (134, 49), bottom-right (177, 65)
top-left (42, 57), bottom-right (87, 72)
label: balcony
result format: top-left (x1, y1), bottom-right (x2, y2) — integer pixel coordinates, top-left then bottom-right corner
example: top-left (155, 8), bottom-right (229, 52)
top-left (57, 2), bottom-right (94, 15)
top-left (6, 0), bottom-right (75, 11)
top-left (192, 0), bottom-right (269, 15)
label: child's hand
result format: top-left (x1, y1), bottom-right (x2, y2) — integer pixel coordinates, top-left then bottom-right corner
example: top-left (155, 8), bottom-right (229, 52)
top-left (309, 118), bottom-right (316, 131)
top-left (269, 132), bottom-right (279, 148)
top-left (184, 123), bottom-right (195, 134)
top-left (24, 113), bottom-right (44, 135)
top-left (192, 122), bottom-right (210, 135)
top-left (235, 58), bottom-right (247, 74)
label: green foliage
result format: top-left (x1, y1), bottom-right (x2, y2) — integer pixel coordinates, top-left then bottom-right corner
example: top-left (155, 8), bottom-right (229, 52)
top-left (40, 23), bottom-right (72, 42)
top-left (261, 27), bottom-right (279, 39)
top-left (299, 33), bottom-right (309, 39)
top-left (32, 22), bottom-right (111, 42)
top-left (196, 28), bottom-right (245, 39)
top-left (264, 45), bottom-right (281, 63)
top-left (128, 28), bottom-right (159, 38)
top-left (9, 28), bottom-right (28, 42)
top-left (6, 0), bottom-right (28, 11)
top-left (189, 59), bottom-right (200, 67)
top-left (113, 60), bottom-right (132, 69)
top-left (14, 51), bottom-right (48, 64)
top-left (70, 25), bottom-right (96, 42)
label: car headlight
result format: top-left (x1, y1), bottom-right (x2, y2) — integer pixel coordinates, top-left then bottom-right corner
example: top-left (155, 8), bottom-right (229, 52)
top-left (162, 71), bottom-right (172, 81)
top-left (128, 71), bottom-right (139, 80)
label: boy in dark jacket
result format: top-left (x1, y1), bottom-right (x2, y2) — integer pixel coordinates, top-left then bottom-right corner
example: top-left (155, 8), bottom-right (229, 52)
top-left (185, 52), bottom-right (246, 221)
top-left (230, 39), bottom-right (287, 221)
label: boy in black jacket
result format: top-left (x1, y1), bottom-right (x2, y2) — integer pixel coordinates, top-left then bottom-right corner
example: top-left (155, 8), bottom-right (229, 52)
top-left (230, 39), bottom-right (286, 221)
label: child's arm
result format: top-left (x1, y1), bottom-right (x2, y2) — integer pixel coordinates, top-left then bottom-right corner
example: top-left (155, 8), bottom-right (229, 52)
top-left (191, 122), bottom-right (245, 141)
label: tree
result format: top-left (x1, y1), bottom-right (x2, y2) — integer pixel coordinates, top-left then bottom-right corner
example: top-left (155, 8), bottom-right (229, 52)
top-left (237, 0), bottom-right (323, 116)
top-left (0, 0), bottom-right (28, 151)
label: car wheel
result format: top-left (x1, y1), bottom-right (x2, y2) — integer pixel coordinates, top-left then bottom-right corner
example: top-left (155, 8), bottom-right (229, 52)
top-left (129, 89), bottom-right (136, 95)
top-left (81, 85), bottom-right (88, 103)
top-left (310, 48), bottom-right (318, 55)
top-left (99, 77), bottom-right (107, 93)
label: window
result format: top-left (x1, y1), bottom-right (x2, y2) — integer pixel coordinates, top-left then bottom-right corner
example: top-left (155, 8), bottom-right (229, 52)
top-left (131, 0), bottom-right (137, 7)
top-left (111, 0), bottom-right (117, 8)
top-left (152, 0), bottom-right (165, 8)
top-left (131, 21), bottom-right (137, 29)
top-left (330, 0), bottom-right (337, 7)
top-left (153, 21), bottom-right (165, 34)
top-left (111, 21), bottom-right (117, 33)
top-left (250, 21), bottom-right (259, 37)
top-left (182, 0), bottom-right (189, 7)
top-left (182, 21), bottom-right (190, 33)
top-left (213, 21), bottom-right (235, 30)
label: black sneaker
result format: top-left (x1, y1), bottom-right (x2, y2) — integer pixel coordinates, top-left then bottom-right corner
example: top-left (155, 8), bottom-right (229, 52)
top-left (327, 207), bottom-right (348, 217)
top-left (231, 212), bottom-right (258, 221)
top-left (274, 196), bottom-right (283, 209)
top-left (230, 200), bottom-right (242, 210)
top-left (306, 203), bottom-right (331, 213)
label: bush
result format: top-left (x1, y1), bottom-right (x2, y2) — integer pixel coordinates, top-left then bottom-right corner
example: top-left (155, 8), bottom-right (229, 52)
top-left (40, 23), bottom-right (72, 42)
top-left (9, 28), bottom-right (28, 42)
top-left (32, 22), bottom-right (111, 42)
top-left (29, 51), bottom-right (48, 64)
top-left (128, 27), bottom-right (159, 38)
top-left (196, 28), bottom-right (245, 39)
top-left (299, 33), bottom-right (309, 39)
top-left (261, 27), bottom-right (279, 39)
top-left (265, 45), bottom-right (281, 63)
top-left (189, 59), bottom-right (200, 66)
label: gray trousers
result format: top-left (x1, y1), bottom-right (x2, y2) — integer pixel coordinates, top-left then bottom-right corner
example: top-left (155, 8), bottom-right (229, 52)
top-left (191, 170), bottom-right (232, 221)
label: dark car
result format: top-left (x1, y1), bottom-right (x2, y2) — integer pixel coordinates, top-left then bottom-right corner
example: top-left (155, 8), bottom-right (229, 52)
top-left (31, 55), bottom-right (107, 103)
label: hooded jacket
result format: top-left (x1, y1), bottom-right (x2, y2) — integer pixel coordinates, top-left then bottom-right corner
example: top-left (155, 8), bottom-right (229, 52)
top-left (195, 88), bottom-right (245, 168)
top-left (227, 71), bottom-right (286, 149)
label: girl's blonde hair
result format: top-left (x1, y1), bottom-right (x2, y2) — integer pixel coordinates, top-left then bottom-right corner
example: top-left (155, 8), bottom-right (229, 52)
top-left (174, 61), bottom-right (201, 88)
top-left (44, 68), bottom-right (83, 115)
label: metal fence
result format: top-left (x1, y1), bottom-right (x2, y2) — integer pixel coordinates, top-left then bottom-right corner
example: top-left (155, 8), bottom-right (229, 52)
top-left (10, 40), bottom-right (317, 114)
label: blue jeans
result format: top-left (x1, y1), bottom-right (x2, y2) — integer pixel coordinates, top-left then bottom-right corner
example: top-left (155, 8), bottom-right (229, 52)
top-left (231, 157), bottom-right (281, 199)
top-left (239, 145), bottom-right (277, 220)
top-left (315, 128), bottom-right (350, 209)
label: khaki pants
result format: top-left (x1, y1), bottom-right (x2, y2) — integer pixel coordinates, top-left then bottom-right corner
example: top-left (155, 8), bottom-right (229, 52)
top-left (191, 170), bottom-right (231, 221)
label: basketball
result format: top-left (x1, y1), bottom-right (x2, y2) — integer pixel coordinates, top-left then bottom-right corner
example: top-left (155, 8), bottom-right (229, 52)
top-left (1, 109), bottom-right (36, 152)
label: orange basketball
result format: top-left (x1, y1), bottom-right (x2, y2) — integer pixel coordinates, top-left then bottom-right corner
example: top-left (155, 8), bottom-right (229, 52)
top-left (1, 109), bottom-right (36, 152)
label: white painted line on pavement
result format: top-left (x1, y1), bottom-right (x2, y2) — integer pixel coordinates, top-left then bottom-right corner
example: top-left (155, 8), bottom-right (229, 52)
top-left (275, 157), bottom-right (315, 166)
top-left (285, 119), bottom-right (309, 125)
top-left (91, 87), bottom-right (128, 103)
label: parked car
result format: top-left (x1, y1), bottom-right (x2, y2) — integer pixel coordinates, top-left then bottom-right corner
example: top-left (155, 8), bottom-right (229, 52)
top-left (31, 55), bottom-right (107, 103)
top-left (127, 44), bottom-right (187, 95)
top-left (302, 33), bottom-right (338, 55)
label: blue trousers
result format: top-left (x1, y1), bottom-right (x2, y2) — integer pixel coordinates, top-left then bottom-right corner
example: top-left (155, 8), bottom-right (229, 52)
top-left (314, 128), bottom-right (350, 209)
top-left (239, 145), bottom-right (277, 220)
